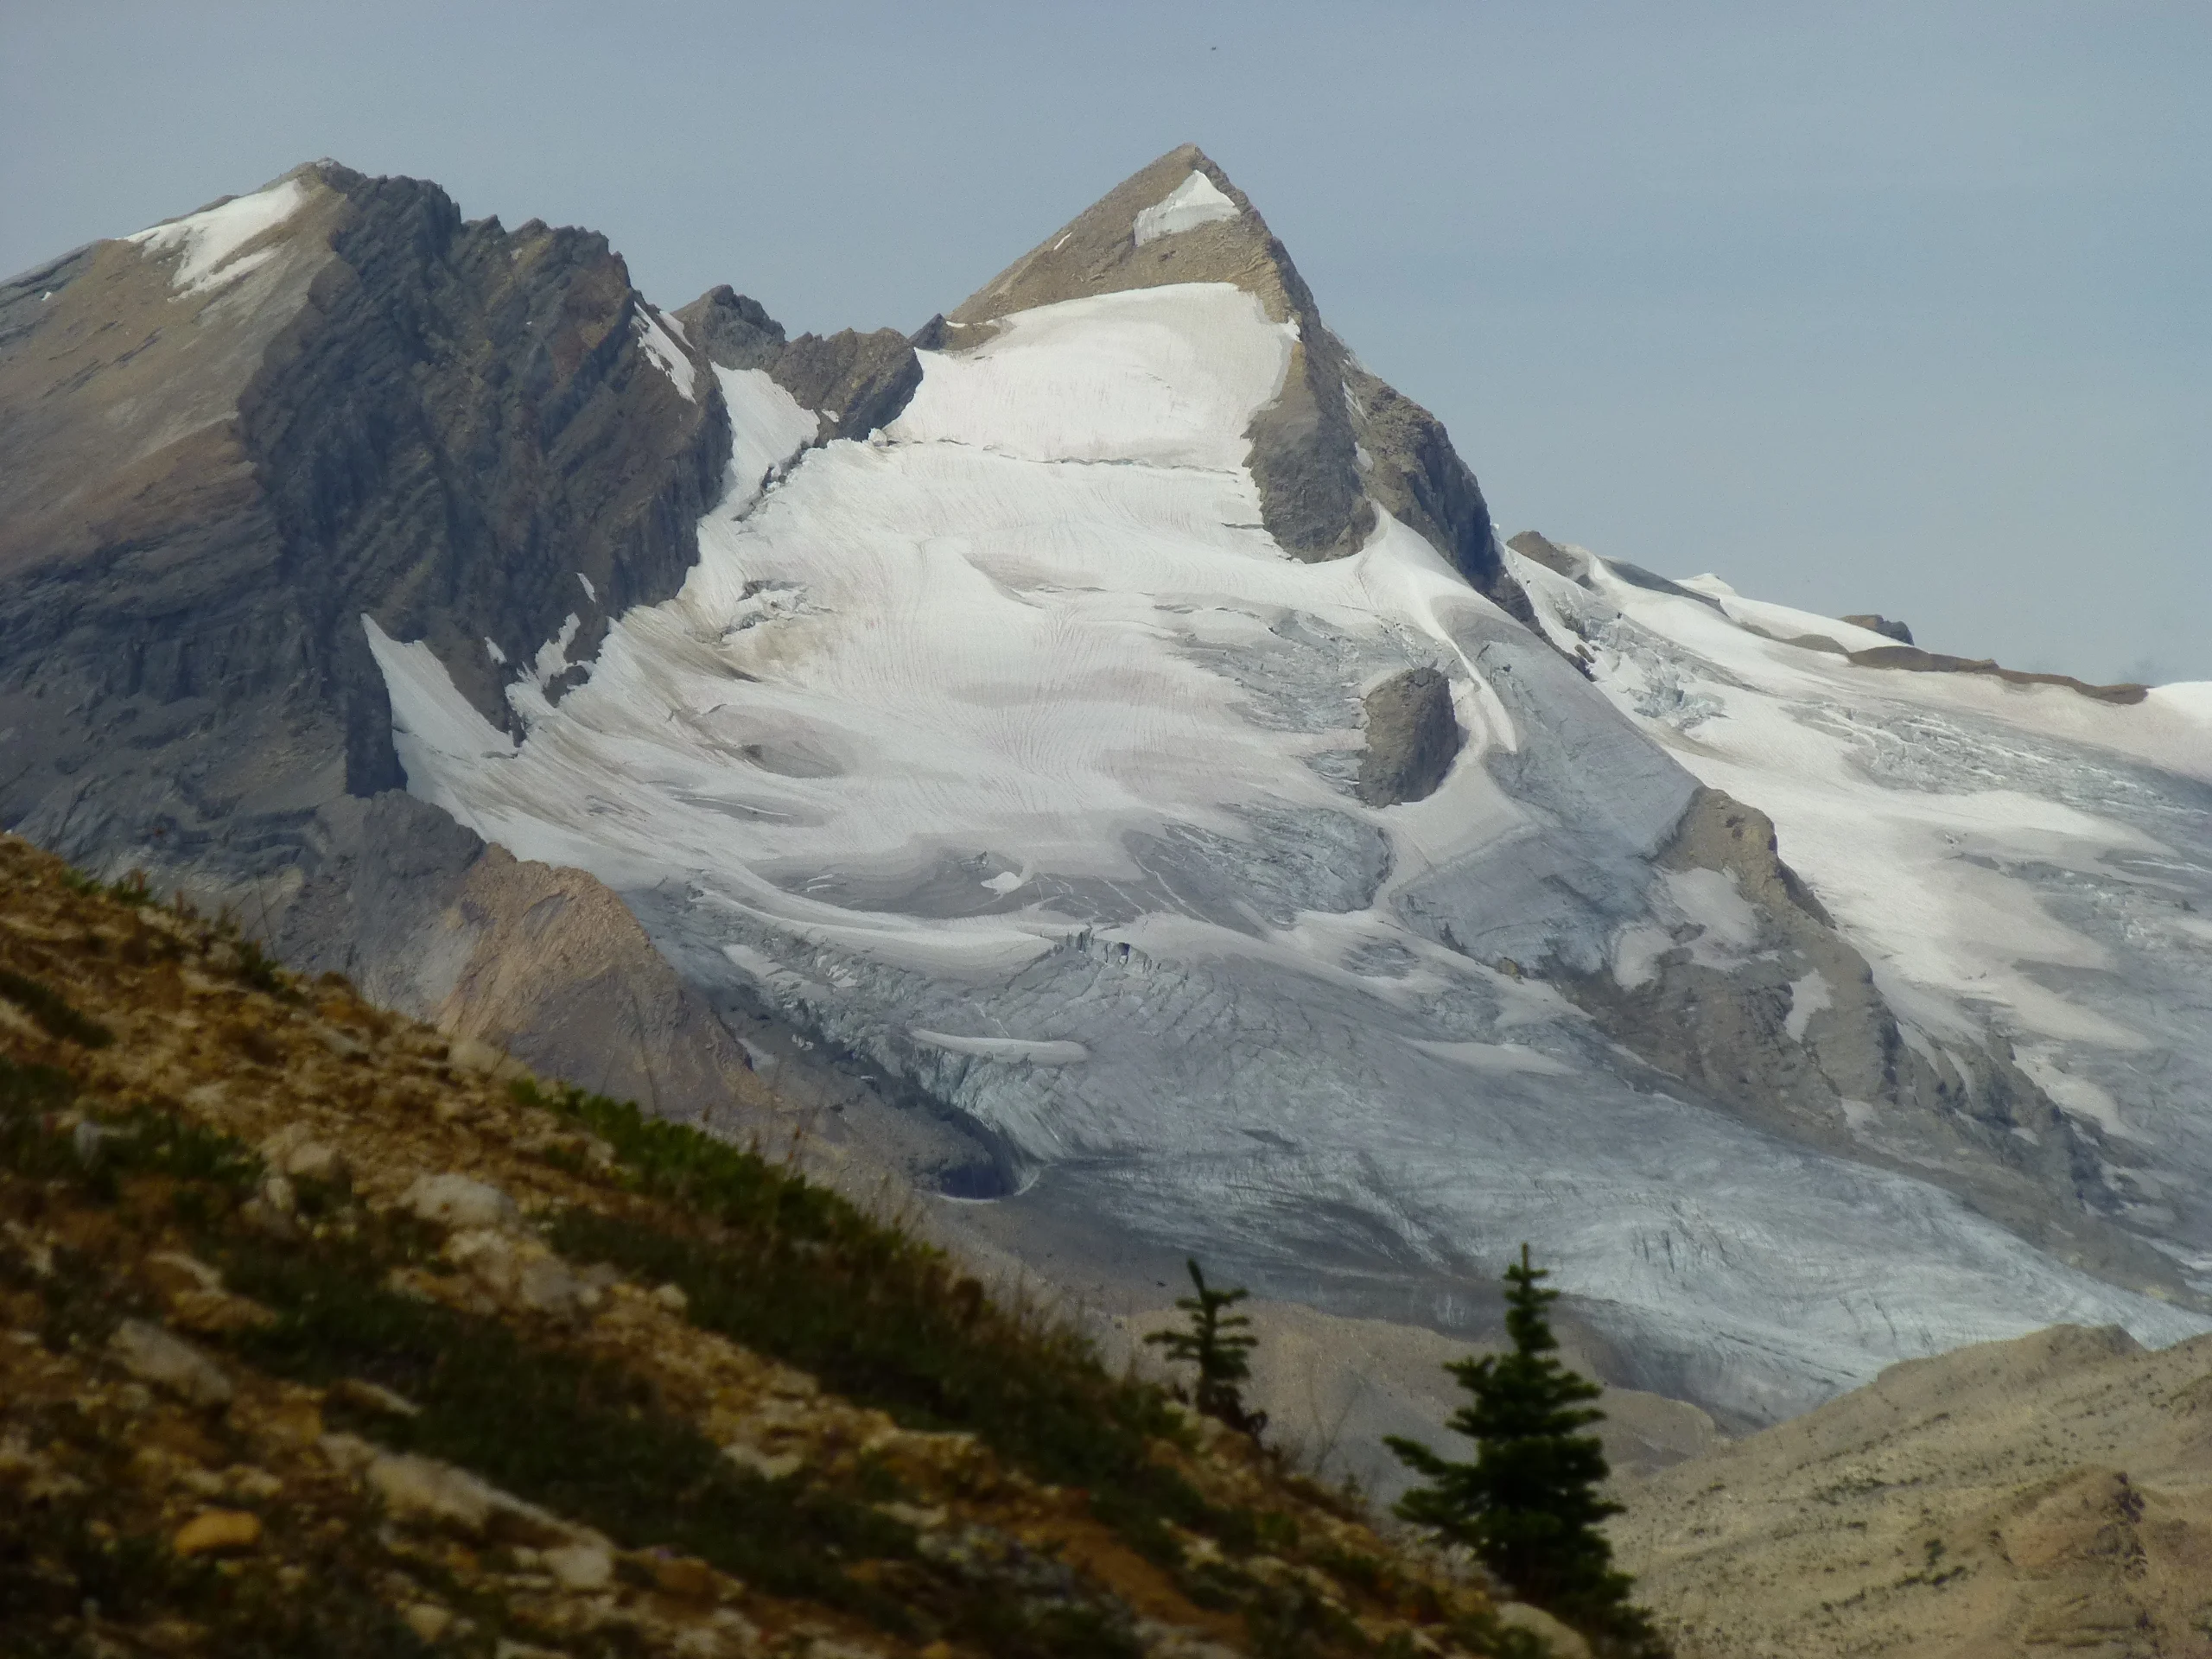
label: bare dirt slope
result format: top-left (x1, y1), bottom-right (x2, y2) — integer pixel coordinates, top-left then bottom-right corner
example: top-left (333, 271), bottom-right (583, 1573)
top-left (1611, 1323), bottom-right (2212, 1656)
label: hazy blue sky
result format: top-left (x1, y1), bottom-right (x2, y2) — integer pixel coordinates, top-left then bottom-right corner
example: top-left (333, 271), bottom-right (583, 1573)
top-left (6, 2), bottom-right (2205, 683)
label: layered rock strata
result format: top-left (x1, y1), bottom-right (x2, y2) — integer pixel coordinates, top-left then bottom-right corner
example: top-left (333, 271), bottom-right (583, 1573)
top-left (0, 162), bottom-right (745, 1119)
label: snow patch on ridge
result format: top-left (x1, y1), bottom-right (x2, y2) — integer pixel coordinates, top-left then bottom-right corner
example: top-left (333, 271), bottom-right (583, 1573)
top-left (633, 306), bottom-right (699, 403)
top-left (718, 367), bottom-right (819, 505)
top-left (359, 617), bottom-right (514, 825)
top-left (1133, 172), bottom-right (1240, 245)
top-left (1784, 969), bottom-right (1832, 1042)
top-left (126, 177), bottom-right (308, 296)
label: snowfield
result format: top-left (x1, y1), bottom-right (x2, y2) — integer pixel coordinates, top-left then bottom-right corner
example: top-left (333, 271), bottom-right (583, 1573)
top-left (1514, 544), bottom-right (2212, 1285)
top-left (370, 280), bottom-right (2210, 1421)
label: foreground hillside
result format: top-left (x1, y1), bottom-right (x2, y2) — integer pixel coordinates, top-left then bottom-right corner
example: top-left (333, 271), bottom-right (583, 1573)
top-left (1611, 1323), bottom-right (2212, 1656)
top-left (0, 831), bottom-right (1550, 1658)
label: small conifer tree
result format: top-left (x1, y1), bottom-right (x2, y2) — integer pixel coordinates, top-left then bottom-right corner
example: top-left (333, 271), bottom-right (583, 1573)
top-left (1385, 1245), bottom-right (1665, 1656)
top-left (1146, 1258), bottom-right (1267, 1438)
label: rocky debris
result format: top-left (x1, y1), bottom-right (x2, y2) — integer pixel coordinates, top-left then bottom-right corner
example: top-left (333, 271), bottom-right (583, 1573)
top-left (261, 1122), bottom-right (349, 1185)
top-left (353, 1445), bottom-right (588, 1546)
top-left (110, 1319), bottom-right (234, 1408)
top-left (173, 1507), bottom-right (264, 1555)
top-left (1840, 613), bottom-right (1914, 644)
top-left (334, 1376), bottom-right (421, 1417)
top-left (443, 1225), bottom-right (602, 1319)
top-left (145, 1249), bottom-right (276, 1336)
top-left (543, 1540), bottom-right (616, 1591)
top-left (1356, 668), bottom-right (1463, 806)
top-left (1613, 1323), bottom-right (2212, 1656)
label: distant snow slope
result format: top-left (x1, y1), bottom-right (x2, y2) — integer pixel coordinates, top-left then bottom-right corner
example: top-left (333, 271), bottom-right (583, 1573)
top-left (372, 282), bottom-right (2207, 1421)
top-left (1513, 543), bottom-right (2212, 1288)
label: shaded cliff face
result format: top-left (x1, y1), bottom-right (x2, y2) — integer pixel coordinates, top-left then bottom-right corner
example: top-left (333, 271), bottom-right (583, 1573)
top-left (672, 283), bottom-right (925, 451)
top-left (0, 162), bottom-right (740, 1118)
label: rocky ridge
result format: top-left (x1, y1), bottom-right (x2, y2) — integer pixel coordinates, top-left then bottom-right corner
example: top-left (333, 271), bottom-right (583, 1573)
top-left (1611, 1323), bottom-right (2212, 1656)
top-left (0, 161), bottom-right (752, 1126)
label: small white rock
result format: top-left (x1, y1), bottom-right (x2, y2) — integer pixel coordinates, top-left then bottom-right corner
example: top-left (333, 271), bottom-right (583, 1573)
top-left (402, 1173), bottom-right (518, 1230)
top-left (109, 1320), bottom-right (232, 1408)
top-left (365, 1452), bottom-right (498, 1535)
top-left (259, 1173), bottom-right (297, 1216)
top-left (543, 1541), bottom-right (614, 1591)
top-left (722, 1442), bottom-right (804, 1482)
top-left (283, 1141), bottom-right (348, 1184)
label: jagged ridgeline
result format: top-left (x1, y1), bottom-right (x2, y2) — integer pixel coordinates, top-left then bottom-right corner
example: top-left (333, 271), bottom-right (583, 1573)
top-left (0, 833), bottom-right (1577, 1657)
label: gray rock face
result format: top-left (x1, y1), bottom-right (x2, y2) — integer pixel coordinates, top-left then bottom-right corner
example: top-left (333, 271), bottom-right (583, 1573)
top-left (0, 162), bottom-right (747, 1119)
top-left (1841, 612), bottom-right (1913, 644)
top-left (268, 791), bottom-right (758, 1125)
top-left (673, 286), bottom-right (924, 442)
top-left (670, 284), bottom-right (785, 369)
top-left (1, 162), bottom-right (727, 810)
top-left (1356, 668), bottom-right (1462, 806)
top-left (769, 327), bottom-right (925, 442)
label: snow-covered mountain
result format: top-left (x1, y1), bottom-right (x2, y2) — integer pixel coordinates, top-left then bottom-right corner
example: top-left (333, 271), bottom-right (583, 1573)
top-left (357, 151), bottom-right (2210, 1421)
top-left (4, 147), bottom-right (2207, 1426)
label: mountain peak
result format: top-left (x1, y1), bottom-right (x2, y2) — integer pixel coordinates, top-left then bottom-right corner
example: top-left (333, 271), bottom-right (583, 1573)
top-left (946, 146), bottom-right (1529, 617)
top-left (948, 143), bottom-right (1274, 328)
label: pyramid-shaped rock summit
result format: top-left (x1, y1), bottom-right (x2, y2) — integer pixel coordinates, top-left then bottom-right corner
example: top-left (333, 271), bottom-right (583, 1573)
top-left (938, 146), bottom-right (1530, 622)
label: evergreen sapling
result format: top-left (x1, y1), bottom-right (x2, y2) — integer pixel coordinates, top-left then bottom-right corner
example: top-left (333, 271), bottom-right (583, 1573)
top-left (1147, 1258), bottom-right (1268, 1439)
top-left (1385, 1244), bottom-right (1666, 1656)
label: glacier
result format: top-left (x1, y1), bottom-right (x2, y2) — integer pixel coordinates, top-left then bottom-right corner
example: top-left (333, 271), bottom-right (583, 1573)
top-left (1514, 543), bottom-right (2212, 1286)
top-left (364, 264), bottom-right (2212, 1423)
